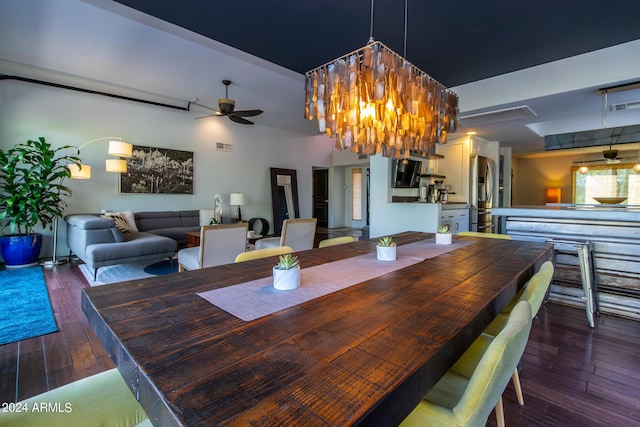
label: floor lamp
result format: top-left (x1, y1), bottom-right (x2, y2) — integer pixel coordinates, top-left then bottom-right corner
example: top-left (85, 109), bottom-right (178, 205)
top-left (40, 137), bottom-right (132, 266)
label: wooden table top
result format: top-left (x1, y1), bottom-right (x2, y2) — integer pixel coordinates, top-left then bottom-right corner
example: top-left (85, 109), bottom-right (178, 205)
top-left (82, 232), bottom-right (553, 426)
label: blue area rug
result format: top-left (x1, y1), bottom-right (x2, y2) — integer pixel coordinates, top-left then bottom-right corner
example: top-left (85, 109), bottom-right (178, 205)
top-left (0, 266), bottom-right (57, 345)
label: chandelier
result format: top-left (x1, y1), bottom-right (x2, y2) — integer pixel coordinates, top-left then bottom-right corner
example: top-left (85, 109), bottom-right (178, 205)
top-left (304, 1), bottom-right (459, 158)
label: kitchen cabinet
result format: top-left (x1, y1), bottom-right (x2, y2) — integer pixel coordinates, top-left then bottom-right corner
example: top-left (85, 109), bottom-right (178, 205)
top-left (436, 140), bottom-right (469, 203)
top-left (439, 206), bottom-right (469, 234)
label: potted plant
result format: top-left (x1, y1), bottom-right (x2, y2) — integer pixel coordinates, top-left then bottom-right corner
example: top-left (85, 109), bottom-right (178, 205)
top-left (436, 225), bottom-right (452, 245)
top-left (377, 236), bottom-right (397, 261)
top-left (0, 137), bottom-right (81, 266)
top-left (273, 253), bottom-right (301, 290)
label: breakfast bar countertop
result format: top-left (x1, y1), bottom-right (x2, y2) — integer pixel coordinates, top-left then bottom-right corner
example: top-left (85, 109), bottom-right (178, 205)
top-left (82, 232), bottom-right (553, 426)
top-left (493, 204), bottom-right (640, 221)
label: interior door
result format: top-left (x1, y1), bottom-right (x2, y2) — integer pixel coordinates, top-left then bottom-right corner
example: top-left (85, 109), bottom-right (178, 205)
top-left (313, 169), bottom-right (329, 228)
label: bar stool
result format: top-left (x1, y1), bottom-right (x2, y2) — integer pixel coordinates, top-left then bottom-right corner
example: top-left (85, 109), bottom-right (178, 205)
top-left (546, 238), bottom-right (598, 327)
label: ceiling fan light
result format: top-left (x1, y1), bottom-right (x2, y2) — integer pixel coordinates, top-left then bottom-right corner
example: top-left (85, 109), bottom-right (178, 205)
top-left (218, 98), bottom-right (235, 115)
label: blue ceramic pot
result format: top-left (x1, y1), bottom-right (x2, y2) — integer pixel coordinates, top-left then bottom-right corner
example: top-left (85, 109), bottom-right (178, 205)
top-left (0, 234), bottom-right (43, 266)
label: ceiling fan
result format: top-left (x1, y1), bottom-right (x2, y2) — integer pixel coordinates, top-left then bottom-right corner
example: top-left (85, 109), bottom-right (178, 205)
top-left (573, 144), bottom-right (633, 166)
top-left (194, 80), bottom-right (263, 125)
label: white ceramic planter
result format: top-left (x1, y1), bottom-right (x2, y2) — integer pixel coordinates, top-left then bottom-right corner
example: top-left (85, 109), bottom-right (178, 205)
top-left (273, 266), bottom-right (300, 290)
top-left (377, 245), bottom-right (397, 261)
top-left (436, 233), bottom-right (452, 245)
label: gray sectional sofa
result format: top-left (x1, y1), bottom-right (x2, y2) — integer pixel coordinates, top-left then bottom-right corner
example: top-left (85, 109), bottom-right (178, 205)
top-left (64, 210), bottom-right (204, 280)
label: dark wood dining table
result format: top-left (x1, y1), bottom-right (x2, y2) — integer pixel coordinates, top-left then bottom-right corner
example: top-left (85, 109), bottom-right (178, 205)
top-left (82, 231), bottom-right (553, 426)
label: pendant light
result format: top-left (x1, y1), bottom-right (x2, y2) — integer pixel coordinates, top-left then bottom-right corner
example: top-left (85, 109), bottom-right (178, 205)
top-left (578, 150), bottom-right (589, 174)
top-left (304, 0), bottom-right (459, 158)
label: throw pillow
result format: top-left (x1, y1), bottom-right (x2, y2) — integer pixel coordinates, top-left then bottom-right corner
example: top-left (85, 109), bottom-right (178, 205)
top-left (101, 213), bottom-right (130, 233)
top-left (199, 209), bottom-right (218, 226)
top-left (119, 210), bottom-right (139, 232)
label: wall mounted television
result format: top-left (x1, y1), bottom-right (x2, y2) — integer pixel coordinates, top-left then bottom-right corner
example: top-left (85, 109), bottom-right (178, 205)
top-left (392, 158), bottom-right (422, 188)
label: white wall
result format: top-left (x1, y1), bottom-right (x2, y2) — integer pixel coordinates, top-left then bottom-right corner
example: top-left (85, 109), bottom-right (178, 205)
top-left (0, 79), bottom-right (332, 258)
top-left (369, 155), bottom-right (439, 238)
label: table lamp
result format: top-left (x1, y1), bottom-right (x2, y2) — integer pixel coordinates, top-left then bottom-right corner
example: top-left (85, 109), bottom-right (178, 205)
top-left (230, 192), bottom-right (245, 221)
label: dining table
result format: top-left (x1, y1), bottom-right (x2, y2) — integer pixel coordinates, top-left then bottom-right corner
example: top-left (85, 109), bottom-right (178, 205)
top-left (81, 231), bottom-right (553, 426)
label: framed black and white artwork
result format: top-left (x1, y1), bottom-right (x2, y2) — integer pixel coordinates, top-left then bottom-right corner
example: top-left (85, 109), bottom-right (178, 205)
top-left (120, 145), bottom-right (194, 194)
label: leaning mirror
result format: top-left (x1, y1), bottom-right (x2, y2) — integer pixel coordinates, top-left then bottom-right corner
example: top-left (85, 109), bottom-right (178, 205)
top-left (270, 168), bottom-right (300, 236)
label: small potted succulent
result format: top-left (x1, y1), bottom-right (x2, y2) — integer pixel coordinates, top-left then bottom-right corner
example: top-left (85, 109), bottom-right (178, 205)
top-left (377, 236), bottom-right (397, 261)
top-left (273, 253), bottom-right (301, 290)
top-left (436, 225), bottom-right (452, 245)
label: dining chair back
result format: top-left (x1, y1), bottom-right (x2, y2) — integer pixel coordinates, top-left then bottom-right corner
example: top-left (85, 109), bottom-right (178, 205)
top-left (401, 301), bottom-right (533, 427)
top-left (235, 245), bottom-right (294, 262)
top-left (318, 236), bottom-right (357, 248)
top-left (178, 223), bottom-right (248, 271)
top-left (458, 231), bottom-right (512, 239)
top-left (0, 368), bottom-right (151, 427)
top-left (256, 218), bottom-right (317, 251)
top-left (483, 260), bottom-right (554, 405)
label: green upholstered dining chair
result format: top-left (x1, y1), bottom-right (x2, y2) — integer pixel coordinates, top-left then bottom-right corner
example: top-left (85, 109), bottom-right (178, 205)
top-left (318, 236), bottom-right (357, 248)
top-left (400, 301), bottom-right (533, 427)
top-left (0, 368), bottom-right (151, 427)
top-left (458, 231), bottom-right (512, 239)
top-left (234, 245), bottom-right (294, 262)
top-left (482, 260), bottom-right (555, 405)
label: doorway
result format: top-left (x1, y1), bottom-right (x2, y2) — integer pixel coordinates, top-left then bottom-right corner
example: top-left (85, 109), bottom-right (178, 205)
top-left (313, 169), bottom-right (329, 228)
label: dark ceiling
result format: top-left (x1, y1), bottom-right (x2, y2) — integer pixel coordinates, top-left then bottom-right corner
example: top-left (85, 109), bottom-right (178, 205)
top-left (115, 0), bottom-right (640, 87)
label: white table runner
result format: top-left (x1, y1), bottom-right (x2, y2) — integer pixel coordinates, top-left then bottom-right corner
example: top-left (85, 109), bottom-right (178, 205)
top-left (198, 238), bottom-right (473, 321)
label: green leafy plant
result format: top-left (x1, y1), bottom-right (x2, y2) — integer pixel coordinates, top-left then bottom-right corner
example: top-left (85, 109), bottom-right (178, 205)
top-left (0, 137), bottom-right (81, 236)
top-left (437, 225), bottom-right (451, 234)
top-left (275, 253), bottom-right (300, 270)
top-left (378, 236), bottom-right (396, 247)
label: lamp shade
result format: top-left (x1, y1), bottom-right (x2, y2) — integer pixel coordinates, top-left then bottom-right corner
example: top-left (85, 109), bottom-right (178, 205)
top-left (108, 140), bottom-right (133, 157)
top-left (69, 163), bottom-right (91, 179)
top-left (546, 187), bottom-right (561, 204)
top-left (230, 193), bottom-right (245, 206)
top-left (105, 159), bottom-right (127, 173)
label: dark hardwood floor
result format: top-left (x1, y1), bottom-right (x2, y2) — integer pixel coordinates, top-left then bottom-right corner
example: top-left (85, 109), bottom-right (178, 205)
top-left (2, 257), bottom-right (639, 426)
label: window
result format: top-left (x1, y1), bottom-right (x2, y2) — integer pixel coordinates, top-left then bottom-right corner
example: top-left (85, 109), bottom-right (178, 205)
top-left (352, 168), bottom-right (362, 221)
top-left (572, 164), bottom-right (640, 204)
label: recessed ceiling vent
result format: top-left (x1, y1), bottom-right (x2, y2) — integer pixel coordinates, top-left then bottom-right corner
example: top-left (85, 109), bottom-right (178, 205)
top-left (459, 105), bottom-right (537, 126)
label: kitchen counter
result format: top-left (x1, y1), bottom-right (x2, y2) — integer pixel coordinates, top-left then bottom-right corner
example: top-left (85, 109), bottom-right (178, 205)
top-left (492, 205), bottom-right (640, 320)
top-left (493, 204), bottom-right (640, 221)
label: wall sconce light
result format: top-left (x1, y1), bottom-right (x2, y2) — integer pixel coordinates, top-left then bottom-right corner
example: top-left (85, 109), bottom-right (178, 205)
top-left (546, 187), bottom-right (562, 204)
top-left (69, 137), bottom-right (133, 179)
top-left (230, 192), bottom-right (246, 221)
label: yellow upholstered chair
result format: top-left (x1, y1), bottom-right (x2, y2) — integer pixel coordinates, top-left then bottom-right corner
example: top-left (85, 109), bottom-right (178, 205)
top-left (0, 368), bottom-right (151, 427)
top-left (318, 236), bottom-right (357, 248)
top-left (401, 301), bottom-right (533, 427)
top-left (458, 231), bottom-right (512, 240)
top-left (483, 260), bottom-right (554, 405)
top-left (234, 245), bottom-right (294, 262)
top-left (255, 218), bottom-right (317, 251)
top-left (178, 223), bottom-right (248, 272)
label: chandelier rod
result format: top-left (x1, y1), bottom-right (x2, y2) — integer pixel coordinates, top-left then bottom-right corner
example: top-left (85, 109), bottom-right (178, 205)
top-left (369, 0), bottom-right (375, 42)
top-left (404, 0), bottom-right (408, 58)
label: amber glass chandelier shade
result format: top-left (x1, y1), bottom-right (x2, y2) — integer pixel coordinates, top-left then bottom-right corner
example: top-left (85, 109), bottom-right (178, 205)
top-left (304, 41), bottom-right (459, 158)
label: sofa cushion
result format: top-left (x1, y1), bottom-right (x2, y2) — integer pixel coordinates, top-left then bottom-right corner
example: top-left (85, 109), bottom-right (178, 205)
top-left (85, 232), bottom-right (177, 264)
top-left (181, 210), bottom-right (200, 227)
top-left (145, 226), bottom-right (200, 243)
top-left (135, 211), bottom-right (183, 231)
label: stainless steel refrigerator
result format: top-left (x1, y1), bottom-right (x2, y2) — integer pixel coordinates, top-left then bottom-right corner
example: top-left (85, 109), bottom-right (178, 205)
top-left (470, 155), bottom-right (494, 233)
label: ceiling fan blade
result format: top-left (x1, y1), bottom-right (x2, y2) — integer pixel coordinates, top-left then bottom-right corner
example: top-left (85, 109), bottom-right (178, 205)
top-left (232, 109), bottom-right (263, 117)
top-left (229, 115), bottom-right (254, 125)
top-left (194, 112), bottom-right (224, 120)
